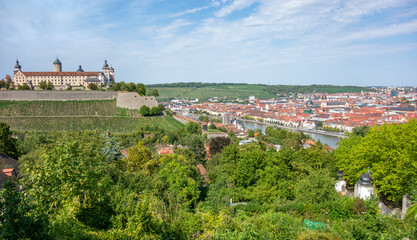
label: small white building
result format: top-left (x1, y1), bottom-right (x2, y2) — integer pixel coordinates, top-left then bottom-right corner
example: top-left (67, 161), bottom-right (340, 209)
top-left (356, 170), bottom-right (374, 200)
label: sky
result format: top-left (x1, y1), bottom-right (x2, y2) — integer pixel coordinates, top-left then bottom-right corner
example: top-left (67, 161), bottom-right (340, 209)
top-left (1, 0), bottom-right (417, 86)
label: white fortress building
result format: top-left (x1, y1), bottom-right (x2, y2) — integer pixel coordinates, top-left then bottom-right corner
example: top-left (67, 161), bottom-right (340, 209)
top-left (12, 58), bottom-right (115, 88)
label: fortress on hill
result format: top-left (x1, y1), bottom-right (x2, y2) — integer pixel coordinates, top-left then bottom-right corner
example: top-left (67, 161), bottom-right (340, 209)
top-left (12, 58), bottom-right (115, 88)
top-left (2, 58), bottom-right (159, 110)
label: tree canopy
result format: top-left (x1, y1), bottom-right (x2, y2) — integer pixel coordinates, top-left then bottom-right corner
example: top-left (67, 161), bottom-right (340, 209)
top-left (0, 122), bottom-right (19, 159)
top-left (335, 120), bottom-right (417, 202)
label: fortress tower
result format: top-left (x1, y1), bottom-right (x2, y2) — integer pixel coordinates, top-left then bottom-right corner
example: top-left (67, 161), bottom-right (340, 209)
top-left (101, 60), bottom-right (115, 85)
top-left (53, 58), bottom-right (62, 72)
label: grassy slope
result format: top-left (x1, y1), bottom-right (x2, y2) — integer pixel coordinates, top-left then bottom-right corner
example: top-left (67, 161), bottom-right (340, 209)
top-left (156, 84), bottom-right (369, 99)
top-left (158, 84), bottom-right (275, 99)
top-left (0, 100), bottom-right (183, 133)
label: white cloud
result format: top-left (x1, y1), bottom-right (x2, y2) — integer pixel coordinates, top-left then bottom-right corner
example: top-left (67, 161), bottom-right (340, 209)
top-left (342, 20), bottom-right (417, 42)
top-left (215, 0), bottom-right (258, 17)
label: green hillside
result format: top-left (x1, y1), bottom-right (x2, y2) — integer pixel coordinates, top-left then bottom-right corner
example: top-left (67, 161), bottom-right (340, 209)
top-left (152, 83), bottom-right (370, 99)
top-left (157, 84), bottom-right (275, 99)
top-left (0, 100), bottom-right (183, 132)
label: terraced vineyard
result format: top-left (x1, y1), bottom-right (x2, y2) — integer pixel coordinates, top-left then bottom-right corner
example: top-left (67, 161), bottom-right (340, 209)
top-left (0, 100), bottom-right (183, 132)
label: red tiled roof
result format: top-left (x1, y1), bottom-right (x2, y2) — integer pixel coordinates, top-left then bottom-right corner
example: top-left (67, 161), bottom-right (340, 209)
top-left (22, 71), bottom-right (100, 77)
top-left (159, 146), bottom-right (174, 155)
top-left (2, 168), bottom-right (15, 177)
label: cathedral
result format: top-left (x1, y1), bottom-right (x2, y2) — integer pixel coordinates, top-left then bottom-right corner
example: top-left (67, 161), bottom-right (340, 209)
top-left (12, 58), bottom-right (115, 88)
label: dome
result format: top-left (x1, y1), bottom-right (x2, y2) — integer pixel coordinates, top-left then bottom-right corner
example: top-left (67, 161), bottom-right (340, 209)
top-left (103, 60), bottom-right (109, 68)
top-left (53, 58), bottom-right (61, 64)
top-left (77, 65), bottom-right (84, 72)
top-left (14, 59), bottom-right (21, 68)
top-left (358, 170), bottom-right (373, 186)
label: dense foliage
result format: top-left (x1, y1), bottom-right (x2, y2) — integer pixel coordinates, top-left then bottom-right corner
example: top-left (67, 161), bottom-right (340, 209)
top-left (0, 120), bottom-right (415, 239)
top-left (109, 82), bottom-right (158, 97)
top-left (335, 120), bottom-right (417, 202)
top-left (0, 122), bottom-right (19, 159)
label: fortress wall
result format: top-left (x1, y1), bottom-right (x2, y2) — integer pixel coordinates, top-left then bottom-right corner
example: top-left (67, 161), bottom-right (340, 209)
top-left (0, 91), bottom-right (158, 110)
top-left (116, 92), bottom-right (158, 110)
top-left (0, 91), bottom-right (117, 101)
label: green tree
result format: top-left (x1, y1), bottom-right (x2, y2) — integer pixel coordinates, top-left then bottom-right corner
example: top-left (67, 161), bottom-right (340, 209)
top-left (0, 79), bottom-right (5, 90)
top-left (123, 142), bottom-right (153, 172)
top-left (228, 130), bottom-right (235, 138)
top-left (102, 133), bottom-right (122, 162)
top-left (208, 137), bottom-right (231, 156)
top-left (185, 122), bottom-right (201, 135)
top-left (39, 81), bottom-right (47, 90)
top-left (294, 169), bottom-right (338, 204)
top-left (150, 106), bottom-right (162, 116)
top-left (158, 154), bottom-right (201, 209)
top-left (199, 116), bottom-right (209, 122)
top-left (136, 83), bottom-right (146, 96)
top-left (109, 82), bottom-right (121, 91)
top-left (189, 136), bottom-right (206, 162)
top-left (151, 88), bottom-right (159, 97)
top-left (22, 136), bottom-right (113, 218)
top-left (127, 82), bottom-right (136, 92)
top-left (334, 120), bottom-right (417, 202)
top-left (18, 83), bottom-right (31, 90)
top-left (0, 122), bottom-right (19, 159)
top-left (248, 129), bottom-right (255, 137)
top-left (46, 81), bottom-right (53, 90)
top-left (140, 105), bottom-right (150, 116)
top-left (352, 125), bottom-right (371, 137)
top-left (218, 126), bottom-right (227, 132)
top-left (87, 83), bottom-right (97, 90)
top-left (0, 180), bottom-right (48, 239)
top-left (232, 144), bottom-right (266, 188)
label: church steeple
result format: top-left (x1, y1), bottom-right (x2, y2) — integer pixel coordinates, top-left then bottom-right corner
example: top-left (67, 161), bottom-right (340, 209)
top-left (14, 58), bottom-right (22, 73)
top-left (256, 93), bottom-right (260, 108)
top-left (103, 60), bottom-right (109, 68)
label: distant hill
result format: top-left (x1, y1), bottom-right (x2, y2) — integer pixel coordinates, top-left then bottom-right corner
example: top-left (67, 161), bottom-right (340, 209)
top-left (148, 83), bottom-right (371, 99)
top-left (0, 100), bottom-right (183, 132)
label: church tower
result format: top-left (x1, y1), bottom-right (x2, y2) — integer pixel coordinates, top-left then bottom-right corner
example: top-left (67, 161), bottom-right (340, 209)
top-left (320, 93), bottom-right (328, 108)
top-left (14, 59), bottom-right (22, 73)
top-left (53, 58), bottom-right (62, 72)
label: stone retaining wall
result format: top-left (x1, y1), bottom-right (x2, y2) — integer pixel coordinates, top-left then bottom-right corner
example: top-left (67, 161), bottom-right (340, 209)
top-left (116, 92), bottom-right (158, 110)
top-left (0, 91), bottom-right (159, 110)
top-left (0, 91), bottom-right (116, 101)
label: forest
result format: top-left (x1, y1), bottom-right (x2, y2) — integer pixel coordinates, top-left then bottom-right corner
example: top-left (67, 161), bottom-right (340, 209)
top-left (0, 119), bottom-right (417, 239)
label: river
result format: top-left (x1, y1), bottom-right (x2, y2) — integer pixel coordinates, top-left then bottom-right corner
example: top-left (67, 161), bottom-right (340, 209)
top-left (241, 120), bottom-right (342, 149)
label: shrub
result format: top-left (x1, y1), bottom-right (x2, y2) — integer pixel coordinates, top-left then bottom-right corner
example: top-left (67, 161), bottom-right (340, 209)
top-left (295, 169), bottom-right (338, 205)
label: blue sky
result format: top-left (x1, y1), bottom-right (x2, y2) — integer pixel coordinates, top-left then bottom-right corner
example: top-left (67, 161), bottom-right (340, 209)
top-left (1, 0), bottom-right (416, 86)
